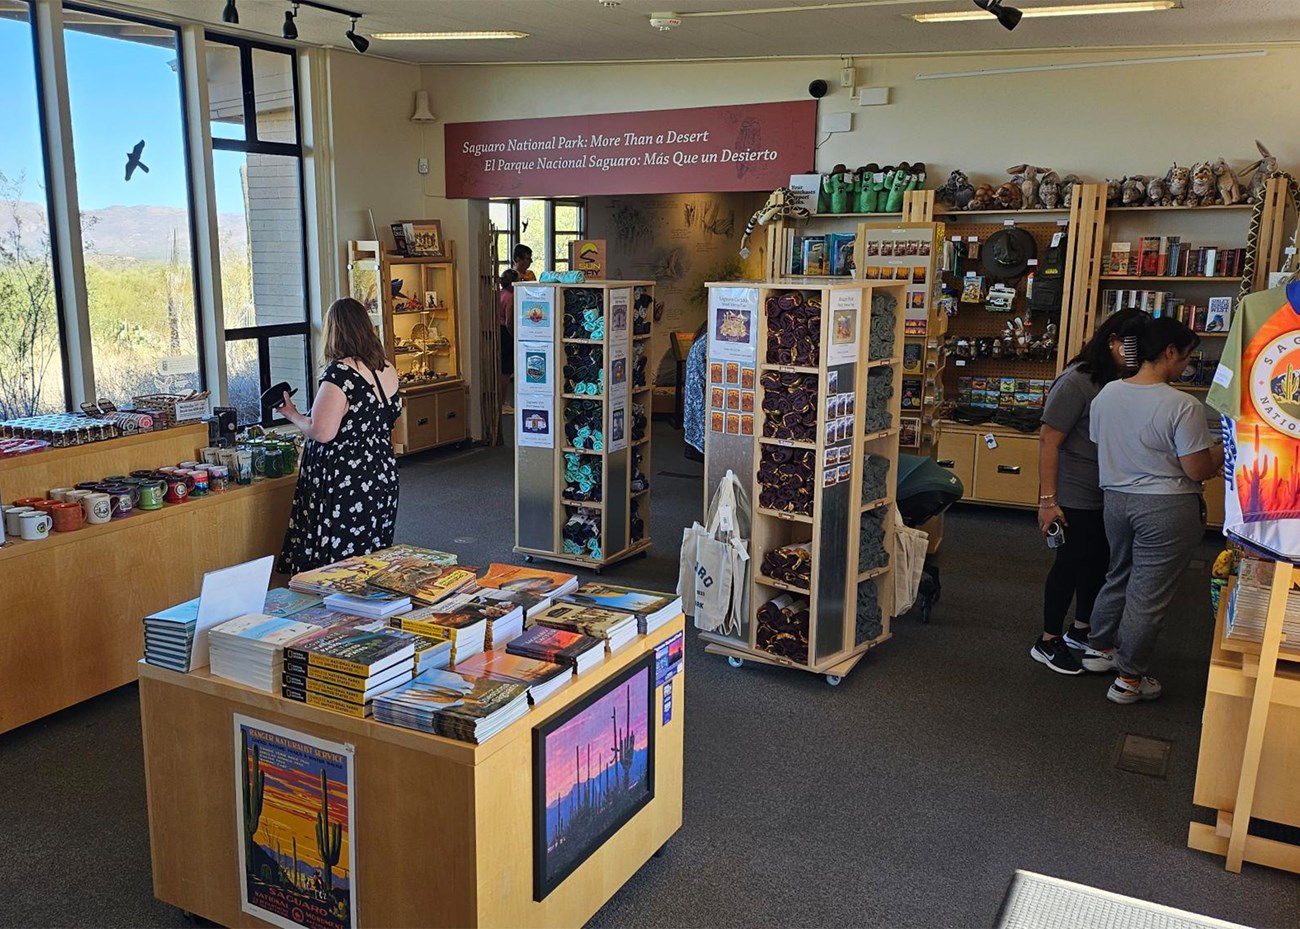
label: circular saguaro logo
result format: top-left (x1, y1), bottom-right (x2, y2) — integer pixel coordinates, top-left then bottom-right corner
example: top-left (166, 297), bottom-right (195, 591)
top-left (1250, 332), bottom-right (1300, 435)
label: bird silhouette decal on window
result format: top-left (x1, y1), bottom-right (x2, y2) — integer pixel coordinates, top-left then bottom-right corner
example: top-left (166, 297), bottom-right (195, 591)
top-left (124, 140), bottom-right (149, 181)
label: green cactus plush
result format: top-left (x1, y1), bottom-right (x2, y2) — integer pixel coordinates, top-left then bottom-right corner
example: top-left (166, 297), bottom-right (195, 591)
top-left (885, 165), bottom-right (910, 212)
top-left (316, 768), bottom-right (343, 894)
top-left (906, 162), bottom-right (927, 194)
top-left (818, 174), bottom-right (833, 213)
top-left (855, 164), bottom-right (879, 212)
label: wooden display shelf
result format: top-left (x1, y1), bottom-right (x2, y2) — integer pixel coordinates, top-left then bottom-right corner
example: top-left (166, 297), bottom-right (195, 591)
top-left (398, 377), bottom-right (464, 395)
top-left (559, 497), bottom-right (603, 510)
top-left (759, 363), bottom-right (819, 375)
top-left (754, 574), bottom-right (810, 595)
top-left (561, 446), bottom-right (604, 455)
top-left (562, 338), bottom-right (604, 344)
top-left (934, 207), bottom-right (1069, 217)
top-left (561, 393), bottom-right (605, 400)
top-left (139, 616), bottom-right (685, 929)
top-left (1108, 203), bottom-right (1254, 212)
top-left (1100, 275), bottom-right (1241, 282)
top-left (755, 506), bottom-right (813, 524)
top-left (513, 538), bottom-right (652, 573)
top-left (758, 436), bottom-right (816, 451)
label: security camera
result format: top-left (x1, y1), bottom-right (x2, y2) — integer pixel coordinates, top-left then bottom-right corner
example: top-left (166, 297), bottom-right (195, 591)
top-left (808, 79), bottom-right (828, 99)
top-left (649, 12), bottom-right (682, 30)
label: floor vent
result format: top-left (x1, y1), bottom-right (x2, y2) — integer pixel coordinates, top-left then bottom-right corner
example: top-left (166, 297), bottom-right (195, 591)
top-left (1114, 733), bottom-right (1172, 778)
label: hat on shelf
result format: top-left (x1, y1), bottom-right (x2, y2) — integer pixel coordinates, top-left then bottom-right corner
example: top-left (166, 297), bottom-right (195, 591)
top-left (981, 227), bottom-right (1037, 280)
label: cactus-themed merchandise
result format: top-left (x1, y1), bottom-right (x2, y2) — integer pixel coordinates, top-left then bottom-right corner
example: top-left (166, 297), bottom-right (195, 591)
top-left (235, 716), bottom-right (356, 929)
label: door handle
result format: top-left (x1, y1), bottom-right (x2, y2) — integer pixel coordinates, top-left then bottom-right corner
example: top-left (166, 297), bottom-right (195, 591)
top-left (997, 465), bottom-right (1021, 474)
top-left (446, 411), bottom-right (457, 419)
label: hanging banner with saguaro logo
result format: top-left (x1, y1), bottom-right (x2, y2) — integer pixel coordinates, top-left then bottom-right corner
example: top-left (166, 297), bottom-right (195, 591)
top-left (445, 100), bottom-right (816, 198)
top-left (234, 716), bottom-right (357, 929)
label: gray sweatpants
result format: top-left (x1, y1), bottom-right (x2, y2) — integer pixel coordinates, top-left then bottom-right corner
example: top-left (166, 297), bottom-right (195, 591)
top-left (1088, 491), bottom-right (1205, 678)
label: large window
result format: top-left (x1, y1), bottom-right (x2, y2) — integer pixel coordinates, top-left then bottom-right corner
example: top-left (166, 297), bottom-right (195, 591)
top-left (207, 34), bottom-right (310, 427)
top-left (0, 0), bottom-right (66, 418)
top-left (490, 198), bottom-right (585, 279)
top-left (64, 6), bottom-right (202, 400)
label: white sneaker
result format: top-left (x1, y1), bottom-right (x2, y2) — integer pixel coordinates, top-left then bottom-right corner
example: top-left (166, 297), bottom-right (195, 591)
top-left (1108, 675), bottom-right (1162, 704)
top-left (1082, 648), bottom-right (1116, 673)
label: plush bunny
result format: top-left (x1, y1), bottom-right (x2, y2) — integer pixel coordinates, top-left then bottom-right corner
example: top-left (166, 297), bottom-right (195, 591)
top-left (1240, 140), bottom-right (1277, 203)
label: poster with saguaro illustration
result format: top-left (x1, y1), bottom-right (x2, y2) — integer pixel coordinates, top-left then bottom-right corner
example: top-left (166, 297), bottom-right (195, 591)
top-left (234, 716), bottom-right (357, 929)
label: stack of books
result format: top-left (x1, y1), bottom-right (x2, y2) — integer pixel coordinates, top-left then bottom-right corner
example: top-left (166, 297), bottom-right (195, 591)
top-left (1227, 571), bottom-right (1300, 652)
top-left (558, 583), bottom-right (683, 635)
top-left (532, 602), bottom-right (638, 653)
top-left (431, 589), bottom-right (527, 650)
top-left (288, 545), bottom-right (459, 597)
top-left (368, 561), bottom-right (479, 606)
top-left (372, 668), bottom-right (530, 743)
top-left (282, 620), bottom-right (419, 718)
top-left (323, 591), bottom-right (412, 618)
top-left (1106, 237), bottom-right (1245, 278)
top-left (507, 624), bottom-right (605, 674)
top-left (262, 588), bottom-right (324, 617)
top-left (209, 613), bottom-right (322, 693)
top-left (412, 635), bottom-right (454, 673)
top-left (477, 563), bottom-right (580, 608)
top-left (391, 606), bottom-right (487, 665)
top-left (143, 597), bottom-right (201, 672)
top-left (455, 651), bottom-right (569, 705)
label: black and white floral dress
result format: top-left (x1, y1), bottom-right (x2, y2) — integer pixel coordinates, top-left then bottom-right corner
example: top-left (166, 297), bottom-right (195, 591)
top-left (277, 360), bottom-right (400, 574)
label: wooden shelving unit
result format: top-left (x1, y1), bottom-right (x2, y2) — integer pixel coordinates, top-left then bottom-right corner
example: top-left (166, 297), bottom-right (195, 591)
top-left (513, 280), bottom-right (655, 572)
top-left (700, 278), bottom-right (907, 685)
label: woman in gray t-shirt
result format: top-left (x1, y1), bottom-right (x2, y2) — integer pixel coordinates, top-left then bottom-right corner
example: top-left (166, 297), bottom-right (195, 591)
top-left (1032, 309), bottom-right (1142, 676)
top-left (1083, 316), bottom-right (1223, 705)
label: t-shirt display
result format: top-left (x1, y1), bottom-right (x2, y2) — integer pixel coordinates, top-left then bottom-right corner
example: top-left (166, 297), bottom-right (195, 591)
top-left (1041, 364), bottom-right (1103, 509)
top-left (1090, 380), bottom-right (1213, 494)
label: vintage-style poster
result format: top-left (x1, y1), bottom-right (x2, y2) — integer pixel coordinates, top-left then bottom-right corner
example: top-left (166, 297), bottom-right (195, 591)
top-left (516, 284), bottom-right (555, 342)
top-left (234, 716), bottom-right (357, 929)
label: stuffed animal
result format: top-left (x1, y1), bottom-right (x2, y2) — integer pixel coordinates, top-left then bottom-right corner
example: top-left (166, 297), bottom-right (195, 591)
top-left (1059, 174), bottom-right (1082, 209)
top-left (1165, 164), bottom-right (1191, 206)
top-left (1145, 175), bottom-right (1169, 207)
top-left (907, 162), bottom-right (927, 195)
top-left (993, 182), bottom-right (1023, 210)
top-left (1213, 158), bottom-right (1243, 205)
top-left (1189, 162), bottom-right (1215, 206)
top-left (967, 184), bottom-right (996, 210)
top-left (1009, 164), bottom-right (1052, 210)
top-left (739, 187), bottom-right (809, 258)
top-left (1239, 140), bottom-right (1277, 203)
top-left (884, 163), bottom-right (912, 212)
top-left (822, 164), bottom-right (853, 214)
top-left (936, 169), bottom-right (976, 210)
top-left (1038, 171), bottom-right (1062, 209)
top-left (855, 163), bottom-right (881, 212)
top-left (1121, 175), bottom-right (1147, 206)
top-left (1105, 178), bottom-right (1123, 206)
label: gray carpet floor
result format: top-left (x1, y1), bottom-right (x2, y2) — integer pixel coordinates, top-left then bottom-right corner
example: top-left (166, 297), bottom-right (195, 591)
top-left (2, 421), bottom-right (1297, 928)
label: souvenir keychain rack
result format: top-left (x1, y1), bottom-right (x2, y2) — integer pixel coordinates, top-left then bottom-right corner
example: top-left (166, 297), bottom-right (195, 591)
top-left (700, 278), bottom-right (908, 685)
top-left (513, 280), bottom-right (656, 572)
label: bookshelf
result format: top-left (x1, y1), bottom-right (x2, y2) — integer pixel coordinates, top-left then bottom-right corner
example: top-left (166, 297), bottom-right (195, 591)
top-left (513, 280), bottom-right (656, 571)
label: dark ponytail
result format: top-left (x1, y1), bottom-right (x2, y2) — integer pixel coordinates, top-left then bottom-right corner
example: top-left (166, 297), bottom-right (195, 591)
top-left (1117, 313), bottom-right (1199, 367)
top-left (1070, 307), bottom-right (1145, 385)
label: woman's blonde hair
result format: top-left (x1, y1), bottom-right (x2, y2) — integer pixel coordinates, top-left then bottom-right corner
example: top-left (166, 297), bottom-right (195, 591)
top-left (322, 297), bottom-right (387, 372)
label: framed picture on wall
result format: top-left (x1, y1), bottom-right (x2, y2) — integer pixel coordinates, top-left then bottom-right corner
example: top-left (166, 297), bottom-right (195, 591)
top-left (399, 219), bottom-right (445, 257)
top-left (532, 653), bottom-right (655, 901)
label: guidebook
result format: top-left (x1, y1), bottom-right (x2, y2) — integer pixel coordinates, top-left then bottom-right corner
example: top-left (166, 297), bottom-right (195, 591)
top-left (477, 563), bottom-right (579, 599)
top-left (367, 562), bottom-right (479, 605)
top-left (507, 625), bottom-right (604, 674)
top-left (453, 651), bottom-right (570, 705)
top-left (557, 583), bottom-right (683, 634)
top-left (531, 602), bottom-right (638, 653)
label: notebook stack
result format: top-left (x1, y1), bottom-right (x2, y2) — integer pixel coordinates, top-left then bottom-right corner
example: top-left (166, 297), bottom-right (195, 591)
top-left (559, 583), bottom-right (683, 634)
top-left (392, 605), bottom-right (488, 665)
top-left (209, 613), bottom-right (322, 693)
top-left (372, 668), bottom-right (530, 743)
top-left (455, 651), bottom-right (570, 705)
top-left (531, 602), bottom-right (638, 654)
top-left (282, 620), bottom-right (419, 718)
top-left (143, 597), bottom-right (201, 672)
top-left (506, 624), bottom-right (605, 674)
top-left (432, 589), bottom-right (527, 650)
top-left (323, 591), bottom-right (412, 618)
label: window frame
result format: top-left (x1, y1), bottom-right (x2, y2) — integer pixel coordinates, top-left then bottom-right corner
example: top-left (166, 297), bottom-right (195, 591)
top-left (489, 197), bottom-right (586, 277)
top-left (205, 30), bottom-right (311, 428)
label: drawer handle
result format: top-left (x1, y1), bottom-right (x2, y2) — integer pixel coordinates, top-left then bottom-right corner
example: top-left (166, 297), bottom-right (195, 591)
top-left (417, 417), bottom-right (429, 426)
top-left (937, 459), bottom-right (955, 468)
top-left (446, 411), bottom-right (457, 419)
top-left (997, 465), bottom-right (1021, 475)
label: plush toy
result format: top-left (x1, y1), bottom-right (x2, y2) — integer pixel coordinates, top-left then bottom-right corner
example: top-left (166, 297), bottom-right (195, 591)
top-left (855, 163), bottom-right (881, 212)
top-left (1038, 171), bottom-right (1062, 209)
top-left (907, 161), bottom-right (927, 195)
top-left (1059, 174), bottom-right (1082, 209)
top-left (821, 164), bottom-right (852, 214)
top-left (1145, 175), bottom-right (1169, 207)
top-left (1008, 164), bottom-right (1052, 210)
top-left (1165, 164), bottom-right (1191, 206)
top-left (1189, 162), bottom-right (1215, 206)
top-left (1121, 175), bottom-right (1147, 206)
top-left (1105, 178), bottom-right (1123, 206)
top-left (739, 187), bottom-right (809, 258)
top-left (1240, 140), bottom-right (1278, 203)
top-left (993, 181), bottom-right (1023, 210)
top-left (967, 183), bottom-right (996, 210)
top-left (1213, 158), bottom-right (1243, 205)
top-left (935, 169), bottom-right (976, 210)
top-left (884, 163), bottom-right (912, 212)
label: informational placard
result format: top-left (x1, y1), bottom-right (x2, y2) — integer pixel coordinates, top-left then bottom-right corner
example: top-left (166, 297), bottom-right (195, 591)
top-left (707, 286), bottom-right (759, 443)
top-left (518, 398), bottom-right (555, 448)
top-left (608, 288), bottom-right (631, 453)
top-left (446, 101), bottom-right (816, 199)
top-left (654, 630), bottom-right (685, 687)
top-left (517, 340), bottom-right (554, 395)
top-left (516, 336), bottom-right (556, 449)
top-left (234, 716), bottom-right (357, 929)
top-left (516, 285), bottom-right (555, 342)
top-left (859, 226), bottom-right (934, 326)
top-left (826, 289), bottom-right (863, 367)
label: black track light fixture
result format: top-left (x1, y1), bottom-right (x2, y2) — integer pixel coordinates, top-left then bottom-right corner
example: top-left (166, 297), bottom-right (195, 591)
top-left (346, 16), bottom-right (368, 53)
top-left (282, 3), bottom-right (299, 39)
top-left (221, 0), bottom-right (239, 24)
top-left (973, 0), bottom-right (1022, 31)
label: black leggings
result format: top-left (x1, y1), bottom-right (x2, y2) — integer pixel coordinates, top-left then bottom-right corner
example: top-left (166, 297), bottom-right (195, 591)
top-left (1042, 506), bottom-right (1109, 636)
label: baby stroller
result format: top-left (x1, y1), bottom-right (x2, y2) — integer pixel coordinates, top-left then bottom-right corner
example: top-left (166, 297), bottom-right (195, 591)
top-left (896, 453), bottom-right (965, 623)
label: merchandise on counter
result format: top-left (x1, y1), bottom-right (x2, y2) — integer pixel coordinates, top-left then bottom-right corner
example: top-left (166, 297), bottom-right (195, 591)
top-left (372, 668), bottom-right (530, 743)
top-left (392, 605), bottom-right (488, 665)
top-left (478, 563), bottom-right (579, 599)
top-left (760, 371), bottom-right (819, 442)
top-left (765, 290), bottom-right (822, 366)
top-left (531, 602), bottom-right (638, 654)
top-left (557, 583), bottom-right (683, 635)
top-left (453, 651), bottom-right (569, 705)
top-left (284, 618), bottom-right (417, 679)
top-left (755, 593), bottom-right (811, 664)
top-left (507, 624), bottom-right (605, 674)
top-left (208, 613), bottom-right (323, 693)
top-left (261, 588), bottom-right (324, 618)
top-left (323, 591), bottom-right (412, 618)
top-left (365, 561), bottom-right (479, 606)
top-left (758, 445), bottom-right (815, 516)
top-left (142, 597), bottom-right (201, 672)
top-left (416, 588), bottom-right (526, 650)
top-left (761, 542), bottom-right (813, 589)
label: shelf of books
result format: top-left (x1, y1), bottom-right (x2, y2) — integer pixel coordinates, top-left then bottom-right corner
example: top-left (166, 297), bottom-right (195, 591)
top-left (699, 279), bottom-right (908, 684)
top-left (513, 280), bottom-right (656, 571)
top-left (138, 548), bottom-right (687, 928)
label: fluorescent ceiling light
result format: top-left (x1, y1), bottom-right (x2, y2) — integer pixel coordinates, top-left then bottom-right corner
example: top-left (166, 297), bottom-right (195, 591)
top-left (915, 49), bottom-right (1264, 79)
top-left (371, 31), bottom-right (529, 41)
top-left (911, 1), bottom-right (1179, 23)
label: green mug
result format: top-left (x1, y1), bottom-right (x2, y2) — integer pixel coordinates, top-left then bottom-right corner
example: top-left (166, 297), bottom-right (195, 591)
top-left (138, 479), bottom-right (165, 510)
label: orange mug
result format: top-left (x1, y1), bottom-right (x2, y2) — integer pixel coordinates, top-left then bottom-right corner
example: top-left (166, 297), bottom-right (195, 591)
top-left (13, 497), bottom-right (45, 508)
top-left (32, 499), bottom-right (60, 513)
top-left (50, 502), bottom-right (85, 532)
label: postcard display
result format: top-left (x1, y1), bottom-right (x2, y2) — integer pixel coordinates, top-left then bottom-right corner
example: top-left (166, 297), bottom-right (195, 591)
top-left (514, 281), bottom-right (656, 570)
top-left (700, 279), bottom-right (908, 684)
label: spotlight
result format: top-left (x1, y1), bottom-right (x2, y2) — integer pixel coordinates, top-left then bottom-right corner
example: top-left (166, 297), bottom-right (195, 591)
top-left (221, 0), bottom-right (238, 24)
top-left (282, 4), bottom-right (298, 40)
top-left (973, 0), bottom-right (1023, 30)
top-left (346, 16), bottom-right (369, 53)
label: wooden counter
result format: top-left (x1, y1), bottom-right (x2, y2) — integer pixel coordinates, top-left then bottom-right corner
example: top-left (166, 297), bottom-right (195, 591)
top-left (1, 426), bottom-right (296, 733)
top-left (139, 617), bottom-right (685, 929)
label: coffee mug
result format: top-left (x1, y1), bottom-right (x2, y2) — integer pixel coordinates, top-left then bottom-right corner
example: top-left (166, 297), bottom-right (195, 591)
top-left (4, 506), bottom-right (33, 536)
top-left (83, 492), bottom-right (113, 525)
top-left (131, 469), bottom-right (155, 479)
top-left (164, 475), bottom-right (189, 504)
top-left (49, 487), bottom-right (76, 502)
top-left (19, 510), bottom-right (51, 540)
top-left (33, 499), bottom-right (60, 513)
top-left (138, 480), bottom-right (165, 510)
top-left (75, 481), bottom-right (101, 492)
top-left (50, 501), bottom-right (85, 532)
top-left (103, 474), bottom-right (128, 483)
top-left (13, 497), bottom-right (45, 508)
top-left (105, 485), bottom-right (133, 517)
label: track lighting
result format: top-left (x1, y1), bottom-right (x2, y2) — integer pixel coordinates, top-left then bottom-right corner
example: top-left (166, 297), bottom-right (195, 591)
top-left (973, 0), bottom-right (1023, 30)
top-left (221, 0), bottom-right (238, 24)
top-left (346, 16), bottom-right (369, 53)
top-left (282, 4), bottom-right (298, 40)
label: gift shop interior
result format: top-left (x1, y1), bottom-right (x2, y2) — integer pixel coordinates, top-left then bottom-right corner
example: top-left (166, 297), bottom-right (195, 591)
top-left (6, 0), bottom-right (1300, 927)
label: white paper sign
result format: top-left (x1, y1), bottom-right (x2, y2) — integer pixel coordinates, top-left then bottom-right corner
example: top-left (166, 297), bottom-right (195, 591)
top-left (517, 396), bottom-right (555, 448)
top-left (190, 556), bottom-right (275, 670)
top-left (709, 286), bottom-right (760, 364)
top-left (516, 339), bottom-right (553, 398)
top-left (516, 284), bottom-right (555, 342)
top-left (827, 288), bottom-right (863, 366)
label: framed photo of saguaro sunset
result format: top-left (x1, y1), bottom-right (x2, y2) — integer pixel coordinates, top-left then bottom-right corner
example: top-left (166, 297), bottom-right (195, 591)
top-left (532, 653), bottom-right (655, 901)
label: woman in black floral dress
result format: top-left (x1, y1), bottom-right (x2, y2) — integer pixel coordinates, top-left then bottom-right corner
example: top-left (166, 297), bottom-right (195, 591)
top-left (276, 297), bottom-right (401, 574)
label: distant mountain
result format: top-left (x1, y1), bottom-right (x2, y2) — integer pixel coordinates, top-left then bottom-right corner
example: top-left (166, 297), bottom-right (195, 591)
top-left (0, 200), bottom-right (247, 262)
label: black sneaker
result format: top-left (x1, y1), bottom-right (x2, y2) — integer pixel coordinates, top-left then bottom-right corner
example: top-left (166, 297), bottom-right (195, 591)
top-left (1030, 637), bottom-right (1084, 675)
top-left (1061, 626), bottom-right (1091, 651)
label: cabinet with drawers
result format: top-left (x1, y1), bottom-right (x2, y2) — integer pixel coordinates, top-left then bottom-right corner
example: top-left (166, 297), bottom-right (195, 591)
top-left (937, 426), bottom-right (1039, 508)
top-left (393, 382), bottom-right (466, 455)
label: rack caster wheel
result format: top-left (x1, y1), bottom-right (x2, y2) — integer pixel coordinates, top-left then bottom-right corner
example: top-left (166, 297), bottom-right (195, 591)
top-left (523, 555), bottom-right (533, 563)
top-left (593, 567), bottom-right (602, 575)
top-left (727, 656), bottom-right (744, 669)
top-left (825, 674), bottom-right (842, 686)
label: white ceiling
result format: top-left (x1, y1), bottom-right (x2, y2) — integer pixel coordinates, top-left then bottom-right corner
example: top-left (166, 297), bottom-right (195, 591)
top-left (114, 0), bottom-right (1300, 64)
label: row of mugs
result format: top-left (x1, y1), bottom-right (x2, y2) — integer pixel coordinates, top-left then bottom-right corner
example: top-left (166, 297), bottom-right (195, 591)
top-left (3, 491), bottom-right (121, 539)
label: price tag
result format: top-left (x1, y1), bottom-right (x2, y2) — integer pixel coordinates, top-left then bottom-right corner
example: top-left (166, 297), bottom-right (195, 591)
top-left (717, 504), bottom-right (733, 532)
top-left (1051, 232), bottom-right (1064, 247)
top-left (984, 433), bottom-right (998, 450)
top-left (1003, 220), bottom-right (1016, 227)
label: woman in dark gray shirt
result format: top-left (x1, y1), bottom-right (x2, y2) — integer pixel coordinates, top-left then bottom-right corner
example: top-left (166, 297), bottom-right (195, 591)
top-left (1032, 309), bottom-right (1141, 675)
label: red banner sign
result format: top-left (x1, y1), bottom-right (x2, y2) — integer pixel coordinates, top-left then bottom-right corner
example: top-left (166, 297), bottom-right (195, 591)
top-left (444, 100), bottom-right (816, 198)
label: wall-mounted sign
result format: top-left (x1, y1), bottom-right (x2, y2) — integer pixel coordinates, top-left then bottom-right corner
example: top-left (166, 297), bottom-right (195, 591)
top-left (445, 101), bottom-right (816, 198)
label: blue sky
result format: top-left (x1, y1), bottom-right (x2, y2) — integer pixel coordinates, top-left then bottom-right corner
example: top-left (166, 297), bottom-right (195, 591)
top-left (1, 15), bottom-right (243, 214)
